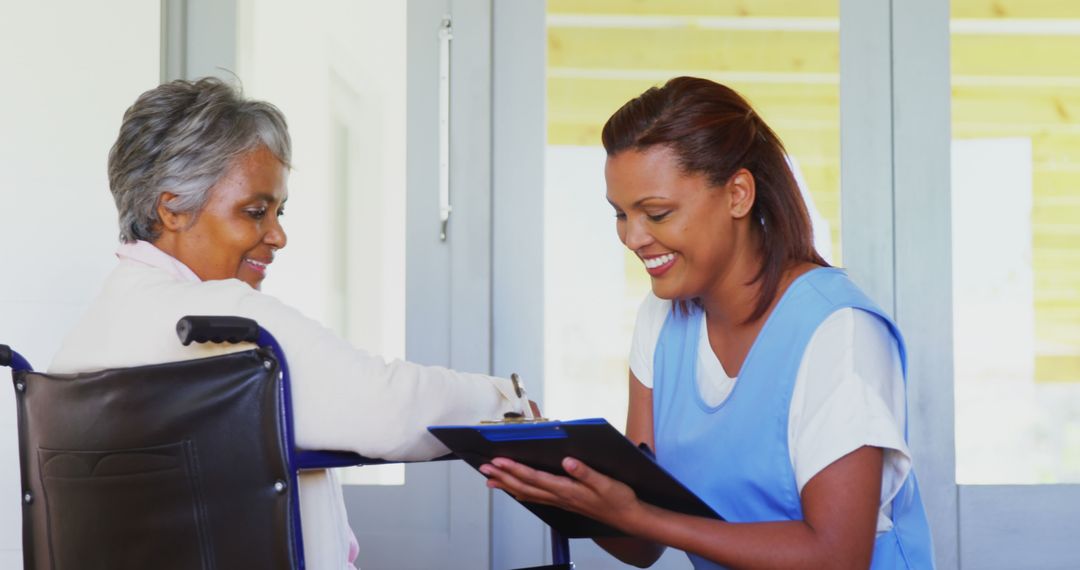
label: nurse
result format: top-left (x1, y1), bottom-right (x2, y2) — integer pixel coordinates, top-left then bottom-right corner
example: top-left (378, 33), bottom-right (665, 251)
top-left (480, 77), bottom-right (934, 569)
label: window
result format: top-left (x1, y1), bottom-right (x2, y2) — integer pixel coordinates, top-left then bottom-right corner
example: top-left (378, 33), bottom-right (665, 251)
top-left (951, 1), bottom-right (1080, 484)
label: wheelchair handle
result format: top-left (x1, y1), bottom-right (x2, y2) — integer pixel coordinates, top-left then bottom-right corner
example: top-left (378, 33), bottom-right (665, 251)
top-left (177, 316), bottom-right (261, 346)
top-left (0, 344), bottom-right (11, 367)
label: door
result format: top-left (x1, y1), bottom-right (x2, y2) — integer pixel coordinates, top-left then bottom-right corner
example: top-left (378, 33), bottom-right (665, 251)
top-left (846, 0), bottom-right (1080, 568)
top-left (946, 1), bottom-right (1080, 567)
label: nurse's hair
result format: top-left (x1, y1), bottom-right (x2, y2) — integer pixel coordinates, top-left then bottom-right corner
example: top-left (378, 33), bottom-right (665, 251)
top-left (107, 77), bottom-right (291, 243)
top-left (601, 76), bottom-right (827, 323)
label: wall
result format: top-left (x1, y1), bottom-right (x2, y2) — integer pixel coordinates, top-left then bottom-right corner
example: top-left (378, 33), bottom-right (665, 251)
top-left (235, 0), bottom-right (407, 362)
top-left (0, 1), bottom-right (160, 564)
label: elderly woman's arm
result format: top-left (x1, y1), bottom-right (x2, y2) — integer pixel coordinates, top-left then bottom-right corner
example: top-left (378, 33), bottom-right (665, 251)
top-left (231, 284), bottom-right (523, 460)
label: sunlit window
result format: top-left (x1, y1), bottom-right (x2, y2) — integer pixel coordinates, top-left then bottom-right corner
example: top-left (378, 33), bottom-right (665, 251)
top-left (951, 0), bottom-right (1080, 484)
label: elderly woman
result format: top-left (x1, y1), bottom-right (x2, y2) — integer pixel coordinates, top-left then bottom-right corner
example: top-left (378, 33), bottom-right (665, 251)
top-left (49, 77), bottom-right (533, 569)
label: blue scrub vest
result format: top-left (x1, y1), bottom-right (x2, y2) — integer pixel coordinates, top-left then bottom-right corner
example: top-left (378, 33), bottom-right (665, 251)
top-left (652, 268), bottom-right (934, 569)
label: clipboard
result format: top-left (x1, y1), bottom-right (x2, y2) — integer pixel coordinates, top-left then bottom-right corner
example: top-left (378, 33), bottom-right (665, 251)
top-left (428, 418), bottom-right (723, 538)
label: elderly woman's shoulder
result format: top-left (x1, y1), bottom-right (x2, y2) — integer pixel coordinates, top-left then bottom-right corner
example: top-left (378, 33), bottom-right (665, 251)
top-left (94, 257), bottom-right (322, 336)
top-left (109, 258), bottom-right (261, 302)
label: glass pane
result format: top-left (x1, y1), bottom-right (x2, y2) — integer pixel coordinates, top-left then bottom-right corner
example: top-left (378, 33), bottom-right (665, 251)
top-left (544, 0), bottom-right (841, 427)
top-left (951, 1), bottom-right (1080, 484)
top-left (235, 0), bottom-right (407, 485)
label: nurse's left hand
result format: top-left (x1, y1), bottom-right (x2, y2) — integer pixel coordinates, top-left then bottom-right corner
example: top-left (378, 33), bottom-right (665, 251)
top-left (479, 456), bottom-right (642, 532)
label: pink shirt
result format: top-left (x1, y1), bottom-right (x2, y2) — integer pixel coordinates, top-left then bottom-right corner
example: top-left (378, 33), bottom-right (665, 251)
top-left (116, 240), bottom-right (362, 568)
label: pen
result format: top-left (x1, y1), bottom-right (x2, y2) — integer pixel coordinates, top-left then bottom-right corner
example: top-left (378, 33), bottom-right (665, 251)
top-left (510, 372), bottom-right (524, 399)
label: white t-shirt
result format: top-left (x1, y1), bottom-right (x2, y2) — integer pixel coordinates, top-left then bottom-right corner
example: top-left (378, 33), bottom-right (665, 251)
top-left (629, 292), bottom-right (911, 534)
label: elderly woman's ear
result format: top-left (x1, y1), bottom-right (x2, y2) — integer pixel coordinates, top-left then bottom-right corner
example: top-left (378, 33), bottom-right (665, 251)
top-left (155, 192), bottom-right (191, 233)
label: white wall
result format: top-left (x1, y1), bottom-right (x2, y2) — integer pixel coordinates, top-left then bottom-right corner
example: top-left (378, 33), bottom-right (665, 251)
top-left (0, 1), bottom-right (160, 564)
top-left (236, 0), bottom-right (406, 362)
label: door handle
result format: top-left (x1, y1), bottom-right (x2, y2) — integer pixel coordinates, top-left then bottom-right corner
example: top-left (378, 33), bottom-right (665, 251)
top-left (438, 15), bottom-right (452, 241)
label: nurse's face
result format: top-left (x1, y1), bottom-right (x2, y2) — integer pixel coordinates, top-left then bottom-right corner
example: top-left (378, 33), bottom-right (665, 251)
top-left (155, 145), bottom-right (288, 290)
top-left (605, 145), bottom-right (754, 301)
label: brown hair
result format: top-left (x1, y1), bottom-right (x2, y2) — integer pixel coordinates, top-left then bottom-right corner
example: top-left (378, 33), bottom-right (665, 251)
top-left (601, 76), bottom-right (828, 323)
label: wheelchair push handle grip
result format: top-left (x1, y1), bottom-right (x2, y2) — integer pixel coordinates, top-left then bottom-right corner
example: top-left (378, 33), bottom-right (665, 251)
top-left (0, 345), bottom-right (11, 367)
top-left (176, 316), bottom-right (260, 346)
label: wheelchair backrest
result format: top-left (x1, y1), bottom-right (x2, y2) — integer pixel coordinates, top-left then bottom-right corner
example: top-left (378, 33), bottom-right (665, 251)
top-left (13, 348), bottom-right (299, 570)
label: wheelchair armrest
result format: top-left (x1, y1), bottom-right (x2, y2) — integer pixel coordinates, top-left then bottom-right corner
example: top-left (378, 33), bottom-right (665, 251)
top-left (295, 450), bottom-right (458, 470)
top-left (177, 316), bottom-right (261, 346)
top-left (1, 345), bottom-right (31, 371)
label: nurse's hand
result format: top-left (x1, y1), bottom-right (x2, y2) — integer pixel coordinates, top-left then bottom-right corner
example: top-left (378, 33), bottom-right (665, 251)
top-left (479, 456), bottom-right (643, 532)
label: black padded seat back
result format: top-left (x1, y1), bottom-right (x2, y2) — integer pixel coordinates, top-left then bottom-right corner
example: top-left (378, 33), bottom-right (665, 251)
top-left (14, 348), bottom-right (297, 570)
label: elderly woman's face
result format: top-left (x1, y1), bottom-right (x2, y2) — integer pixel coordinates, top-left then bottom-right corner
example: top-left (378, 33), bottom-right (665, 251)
top-left (156, 145), bottom-right (288, 289)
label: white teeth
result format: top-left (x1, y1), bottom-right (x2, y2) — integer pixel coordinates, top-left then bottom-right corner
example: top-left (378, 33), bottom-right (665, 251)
top-left (246, 259), bottom-right (267, 268)
top-left (643, 253), bottom-right (674, 269)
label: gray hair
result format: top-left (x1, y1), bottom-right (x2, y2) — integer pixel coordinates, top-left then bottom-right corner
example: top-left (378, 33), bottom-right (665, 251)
top-left (107, 77), bottom-right (291, 243)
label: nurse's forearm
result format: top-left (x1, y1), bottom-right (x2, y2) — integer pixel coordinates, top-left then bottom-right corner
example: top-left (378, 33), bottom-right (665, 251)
top-left (612, 445), bottom-right (882, 569)
top-left (623, 504), bottom-right (862, 570)
top-left (594, 536), bottom-right (666, 568)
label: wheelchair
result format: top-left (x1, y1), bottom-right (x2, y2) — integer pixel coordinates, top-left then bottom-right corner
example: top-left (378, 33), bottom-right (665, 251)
top-left (3, 316), bottom-right (572, 569)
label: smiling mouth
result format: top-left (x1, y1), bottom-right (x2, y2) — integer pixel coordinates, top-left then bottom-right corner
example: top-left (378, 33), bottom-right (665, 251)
top-left (245, 258), bottom-right (270, 273)
top-left (641, 253), bottom-right (676, 277)
top-left (642, 253), bottom-right (675, 269)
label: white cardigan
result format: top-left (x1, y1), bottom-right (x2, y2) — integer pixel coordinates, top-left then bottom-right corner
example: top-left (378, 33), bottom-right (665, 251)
top-left (50, 245), bottom-right (525, 569)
